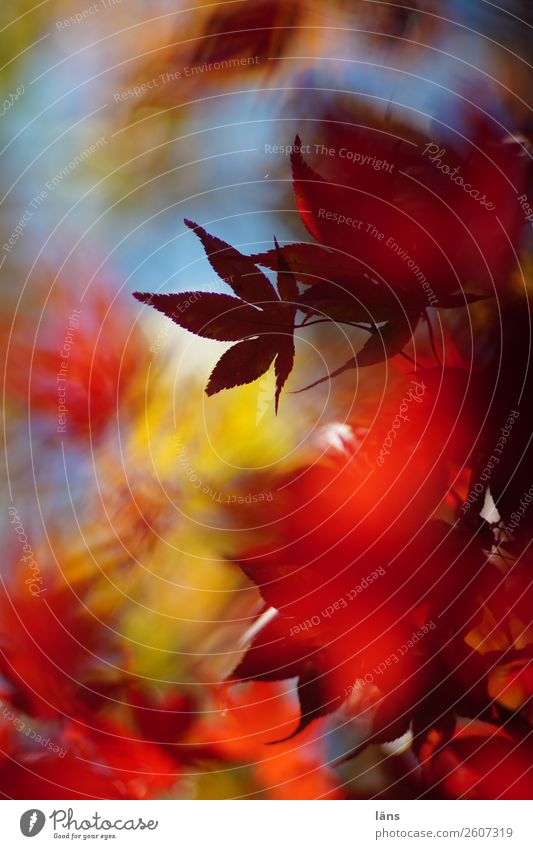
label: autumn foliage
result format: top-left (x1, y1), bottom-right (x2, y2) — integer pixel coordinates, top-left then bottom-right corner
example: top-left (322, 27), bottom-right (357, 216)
top-left (3, 0), bottom-right (533, 803)
top-left (133, 106), bottom-right (533, 799)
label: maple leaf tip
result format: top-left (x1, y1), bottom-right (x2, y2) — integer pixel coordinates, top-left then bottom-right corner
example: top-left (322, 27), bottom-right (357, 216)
top-left (205, 377), bottom-right (225, 399)
top-left (132, 291), bottom-right (151, 304)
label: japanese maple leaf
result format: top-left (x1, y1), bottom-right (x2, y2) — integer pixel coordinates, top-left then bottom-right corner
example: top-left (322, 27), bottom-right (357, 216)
top-left (253, 109), bottom-right (529, 300)
top-left (464, 296), bottom-right (533, 548)
top-left (247, 106), bottom-right (530, 385)
top-left (232, 523), bottom-right (472, 739)
top-left (246, 123), bottom-right (496, 386)
top-left (225, 368), bottom-right (501, 739)
top-left (252, 238), bottom-right (483, 320)
top-left (232, 517), bottom-right (495, 744)
top-left (134, 222), bottom-right (298, 411)
top-left (419, 721), bottom-right (533, 799)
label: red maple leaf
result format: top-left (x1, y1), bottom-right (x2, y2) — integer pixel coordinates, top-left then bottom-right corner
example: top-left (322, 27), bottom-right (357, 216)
top-left (224, 362), bottom-right (509, 742)
top-left (278, 109), bottom-right (528, 299)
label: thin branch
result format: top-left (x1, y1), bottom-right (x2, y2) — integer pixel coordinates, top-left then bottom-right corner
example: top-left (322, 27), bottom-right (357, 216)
top-left (295, 318), bottom-right (372, 332)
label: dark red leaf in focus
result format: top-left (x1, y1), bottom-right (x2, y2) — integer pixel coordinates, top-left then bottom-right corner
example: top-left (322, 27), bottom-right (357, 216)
top-left (135, 226), bottom-right (299, 409)
top-left (256, 244), bottom-right (485, 322)
top-left (272, 240), bottom-right (297, 410)
top-left (251, 242), bottom-right (352, 281)
top-left (298, 282), bottom-right (398, 324)
top-left (274, 337), bottom-right (296, 412)
top-left (274, 237), bottom-right (299, 305)
top-left (355, 311), bottom-right (421, 366)
top-left (132, 291), bottom-right (269, 341)
top-left (184, 219), bottom-right (277, 306)
top-left (206, 337), bottom-right (278, 395)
